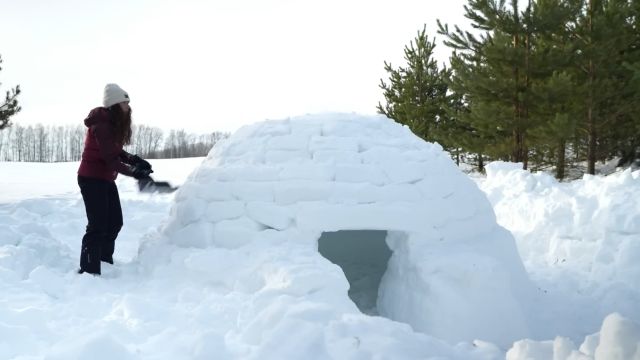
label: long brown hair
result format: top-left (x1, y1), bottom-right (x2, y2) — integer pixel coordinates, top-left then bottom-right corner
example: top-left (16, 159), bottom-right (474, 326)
top-left (108, 104), bottom-right (132, 145)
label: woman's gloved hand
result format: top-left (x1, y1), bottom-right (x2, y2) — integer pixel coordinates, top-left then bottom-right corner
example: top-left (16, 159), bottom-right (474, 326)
top-left (131, 154), bottom-right (152, 171)
top-left (131, 163), bottom-right (153, 179)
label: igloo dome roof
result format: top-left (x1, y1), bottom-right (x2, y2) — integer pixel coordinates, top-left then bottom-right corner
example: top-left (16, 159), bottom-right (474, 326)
top-left (176, 113), bottom-right (491, 234)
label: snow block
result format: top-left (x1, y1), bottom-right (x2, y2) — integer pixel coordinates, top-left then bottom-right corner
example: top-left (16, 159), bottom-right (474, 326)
top-left (309, 136), bottom-right (359, 152)
top-left (212, 217), bottom-right (264, 249)
top-left (201, 166), bottom-right (281, 182)
top-left (231, 182), bottom-right (275, 202)
top-left (205, 201), bottom-right (245, 222)
top-left (296, 203), bottom-right (427, 232)
top-left (279, 164), bottom-right (335, 181)
top-left (312, 150), bottom-right (361, 165)
top-left (273, 181), bottom-right (333, 205)
top-left (181, 181), bottom-right (235, 202)
top-left (266, 135), bottom-right (310, 151)
top-left (329, 183), bottom-right (420, 204)
top-left (265, 150), bottom-right (310, 164)
top-left (335, 164), bottom-right (389, 186)
top-left (246, 202), bottom-right (294, 230)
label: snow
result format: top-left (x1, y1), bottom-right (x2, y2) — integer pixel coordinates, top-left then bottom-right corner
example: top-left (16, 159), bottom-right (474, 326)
top-left (0, 114), bottom-right (638, 359)
top-left (476, 161), bottom-right (640, 340)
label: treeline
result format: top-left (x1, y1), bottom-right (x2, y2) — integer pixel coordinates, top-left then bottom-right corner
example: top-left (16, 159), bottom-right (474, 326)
top-left (379, 0), bottom-right (640, 179)
top-left (0, 123), bottom-right (228, 162)
top-left (140, 128), bottom-right (229, 159)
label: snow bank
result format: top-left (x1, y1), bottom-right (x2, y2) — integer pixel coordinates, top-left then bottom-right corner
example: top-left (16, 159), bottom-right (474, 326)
top-left (477, 162), bottom-right (640, 338)
top-left (506, 313), bottom-right (640, 360)
top-left (141, 113), bottom-right (535, 348)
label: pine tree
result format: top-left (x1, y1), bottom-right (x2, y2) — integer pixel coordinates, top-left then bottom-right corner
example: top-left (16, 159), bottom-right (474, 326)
top-left (571, 0), bottom-right (640, 174)
top-left (604, 0), bottom-right (640, 168)
top-left (439, 0), bottom-right (536, 168)
top-left (377, 25), bottom-right (451, 148)
top-left (529, 71), bottom-right (577, 178)
top-left (526, 0), bottom-right (582, 179)
top-left (0, 54), bottom-right (21, 130)
top-left (439, 73), bottom-right (474, 166)
top-left (439, 63), bottom-right (489, 170)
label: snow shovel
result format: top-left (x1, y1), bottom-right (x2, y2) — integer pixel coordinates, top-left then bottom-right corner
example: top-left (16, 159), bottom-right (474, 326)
top-left (137, 176), bottom-right (178, 193)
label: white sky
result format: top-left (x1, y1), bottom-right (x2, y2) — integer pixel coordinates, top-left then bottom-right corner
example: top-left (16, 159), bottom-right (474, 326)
top-left (1, 0), bottom-right (469, 133)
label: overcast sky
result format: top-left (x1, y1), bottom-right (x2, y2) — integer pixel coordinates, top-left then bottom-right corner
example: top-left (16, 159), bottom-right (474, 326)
top-left (1, 0), bottom-right (470, 133)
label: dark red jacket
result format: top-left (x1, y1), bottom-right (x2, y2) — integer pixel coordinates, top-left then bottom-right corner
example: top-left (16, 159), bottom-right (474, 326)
top-left (77, 107), bottom-right (135, 181)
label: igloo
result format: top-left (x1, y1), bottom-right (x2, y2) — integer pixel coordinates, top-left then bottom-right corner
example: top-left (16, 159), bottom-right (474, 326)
top-left (157, 113), bottom-right (535, 346)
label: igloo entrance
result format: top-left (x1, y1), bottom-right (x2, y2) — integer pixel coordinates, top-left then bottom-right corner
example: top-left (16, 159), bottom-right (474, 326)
top-left (317, 230), bottom-right (392, 315)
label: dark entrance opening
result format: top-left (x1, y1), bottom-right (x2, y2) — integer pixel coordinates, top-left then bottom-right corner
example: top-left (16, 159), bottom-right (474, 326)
top-left (317, 230), bottom-right (392, 315)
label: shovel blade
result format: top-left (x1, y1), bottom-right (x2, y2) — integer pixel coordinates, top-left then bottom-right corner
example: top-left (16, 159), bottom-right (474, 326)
top-left (138, 177), bottom-right (178, 193)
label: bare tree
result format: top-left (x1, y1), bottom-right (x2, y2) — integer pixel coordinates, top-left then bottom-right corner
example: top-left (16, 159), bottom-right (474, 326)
top-left (0, 128), bottom-right (5, 160)
top-left (12, 125), bottom-right (24, 161)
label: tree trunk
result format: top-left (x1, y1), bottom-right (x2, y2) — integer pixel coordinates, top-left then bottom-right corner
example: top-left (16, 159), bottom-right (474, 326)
top-left (511, 0), bottom-right (525, 166)
top-left (477, 153), bottom-right (485, 173)
top-left (523, 18), bottom-right (531, 170)
top-left (523, 142), bottom-right (529, 170)
top-left (586, 0), bottom-right (596, 175)
top-left (556, 140), bottom-right (566, 180)
top-left (587, 113), bottom-right (596, 174)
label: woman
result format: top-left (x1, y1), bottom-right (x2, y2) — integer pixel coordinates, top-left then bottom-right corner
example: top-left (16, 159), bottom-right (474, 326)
top-left (76, 83), bottom-right (151, 275)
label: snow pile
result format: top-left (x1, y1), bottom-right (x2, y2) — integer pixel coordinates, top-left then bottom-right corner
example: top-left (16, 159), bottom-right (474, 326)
top-left (506, 313), bottom-right (640, 360)
top-left (476, 162), bottom-right (640, 337)
top-left (141, 113), bottom-right (535, 348)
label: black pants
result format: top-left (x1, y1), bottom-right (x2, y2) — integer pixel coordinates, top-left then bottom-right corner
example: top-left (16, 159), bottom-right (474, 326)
top-left (78, 176), bottom-right (123, 274)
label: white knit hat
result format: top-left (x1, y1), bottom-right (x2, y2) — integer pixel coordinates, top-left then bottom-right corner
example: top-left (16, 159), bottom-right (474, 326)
top-left (103, 83), bottom-right (130, 108)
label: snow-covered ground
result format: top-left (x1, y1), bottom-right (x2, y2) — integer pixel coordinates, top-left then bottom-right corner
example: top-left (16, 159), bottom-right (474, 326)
top-left (1, 115), bottom-right (639, 359)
